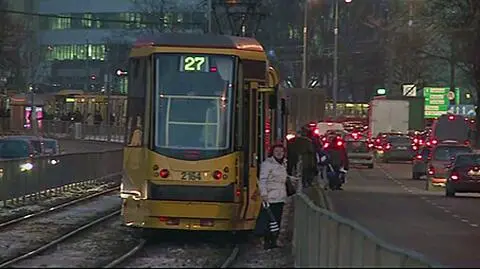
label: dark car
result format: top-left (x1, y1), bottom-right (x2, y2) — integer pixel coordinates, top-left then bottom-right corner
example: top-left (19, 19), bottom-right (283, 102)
top-left (445, 153), bottom-right (480, 197)
top-left (380, 135), bottom-right (415, 162)
top-left (0, 138), bottom-right (37, 159)
top-left (426, 141), bottom-right (473, 190)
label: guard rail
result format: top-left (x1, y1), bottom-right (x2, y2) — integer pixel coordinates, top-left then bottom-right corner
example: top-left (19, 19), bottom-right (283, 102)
top-left (293, 190), bottom-right (443, 267)
top-left (0, 149), bottom-right (122, 207)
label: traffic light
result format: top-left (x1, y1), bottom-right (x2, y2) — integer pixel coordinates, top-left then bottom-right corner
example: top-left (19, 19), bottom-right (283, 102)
top-left (90, 74), bottom-right (96, 80)
top-left (116, 69), bottom-right (128, 76)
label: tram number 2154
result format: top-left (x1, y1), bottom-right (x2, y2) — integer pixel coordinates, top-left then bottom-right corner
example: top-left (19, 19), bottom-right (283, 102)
top-left (181, 171), bottom-right (201, 181)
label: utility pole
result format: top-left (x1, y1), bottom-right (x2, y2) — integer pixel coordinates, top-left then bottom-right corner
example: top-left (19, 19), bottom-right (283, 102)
top-left (207, 0), bottom-right (212, 33)
top-left (332, 0), bottom-right (339, 118)
top-left (301, 0), bottom-right (308, 89)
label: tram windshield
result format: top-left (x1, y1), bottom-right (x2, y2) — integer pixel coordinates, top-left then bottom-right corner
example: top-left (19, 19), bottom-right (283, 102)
top-left (154, 54), bottom-right (235, 159)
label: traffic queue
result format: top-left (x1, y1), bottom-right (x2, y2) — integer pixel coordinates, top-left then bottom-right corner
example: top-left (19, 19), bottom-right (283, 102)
top-left (286, 112), bottom-right (480, 198)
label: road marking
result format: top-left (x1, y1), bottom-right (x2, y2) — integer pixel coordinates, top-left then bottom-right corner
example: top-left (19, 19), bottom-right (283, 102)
top-left (377, 164), bottom-right (480, 229)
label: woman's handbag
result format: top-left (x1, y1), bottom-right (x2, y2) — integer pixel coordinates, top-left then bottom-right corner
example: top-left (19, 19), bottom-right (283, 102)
top-left (285, 178), bottom-right (296, 196)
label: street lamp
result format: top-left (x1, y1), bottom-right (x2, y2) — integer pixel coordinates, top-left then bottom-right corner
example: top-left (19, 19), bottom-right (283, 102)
top-left (332, 0), bottom-right (352, 119)
top-left (301, 0), bottom-right (309, 89)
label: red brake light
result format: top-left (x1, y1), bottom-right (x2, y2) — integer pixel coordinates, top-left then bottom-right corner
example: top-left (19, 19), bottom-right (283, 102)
top-left (159, 169), bottom-right (169, 178)
top-left (448, 115), bottom-right (455, 120)
top-left (213, 170), bottom-right (223, 180)
top-left (415, 155), bottom-right (422, 160)
top-left (327, 122), bottom-right (333, 126)
top-left (314, 128), bottom-right (320, 136)
top-left (385, 143), bottom-right (391, 150)
top-left (209, 66), bottom-right (218, 72)
top-left (450, 171), bottom-right (459, 181)
top-left (414, 138), bottom-right (418, 143)
top-left (323, 142), bottom-right (330, 149)
top-left (412, 145), bottom-right (418, 151)
top-left (309, 122), bottom-right (316, 127)
top-left (464, 140), bottom-right (470, 146)
top-left (431, 139), bottom-right (438, 145)
top-left (336, 140), bottom-right (343, 147)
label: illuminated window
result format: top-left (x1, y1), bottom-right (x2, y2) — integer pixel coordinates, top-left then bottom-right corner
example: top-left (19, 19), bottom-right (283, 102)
top-left (82, 13), bottom-right (92, 28)
top-left (119, 76), bottom-right (128, 94)
top-left (51, 14), bottom-right (72, 30)
top-left (44, 44), bottom-right (105, 61)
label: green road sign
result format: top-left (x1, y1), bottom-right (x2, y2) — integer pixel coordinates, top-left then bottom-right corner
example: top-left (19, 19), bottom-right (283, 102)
top-left (424, 87), bottom-right (449, 119)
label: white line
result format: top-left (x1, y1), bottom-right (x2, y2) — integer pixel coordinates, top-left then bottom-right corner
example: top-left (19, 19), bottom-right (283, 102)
top-left (461, 219), bottom-right (469, 223)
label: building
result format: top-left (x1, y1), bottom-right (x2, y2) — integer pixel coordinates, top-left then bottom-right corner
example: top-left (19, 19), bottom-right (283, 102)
top-left (36, 0), bottom-right (207, 94)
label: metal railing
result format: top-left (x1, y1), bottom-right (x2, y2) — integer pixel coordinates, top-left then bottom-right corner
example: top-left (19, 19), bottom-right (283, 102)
top-left (6, 120), bottom-right (126, 144)
top-left (293, 190), bottom-right (443, 267)
top-left (0, 149), bottom-right (123, 207)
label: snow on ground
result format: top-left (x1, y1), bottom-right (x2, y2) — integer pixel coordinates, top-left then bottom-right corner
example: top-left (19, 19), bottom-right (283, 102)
top-left (233, 197), bottom-right (295, 268)
top-left (124, 232), bottom-right (234, 268)
top-left (13, 218), bottom-right (140, 268)
top-left (0, 180), bottom-right (119, 222)
top-left (0, 193), bottom-right (120, 264)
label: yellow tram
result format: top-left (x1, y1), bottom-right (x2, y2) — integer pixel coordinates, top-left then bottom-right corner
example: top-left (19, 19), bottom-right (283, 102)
top-left (120, 33), bottom-right (284, 231)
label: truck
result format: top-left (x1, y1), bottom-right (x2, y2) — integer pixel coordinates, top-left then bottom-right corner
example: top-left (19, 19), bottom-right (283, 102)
top-left (368, 98), bottom-right (410, 138)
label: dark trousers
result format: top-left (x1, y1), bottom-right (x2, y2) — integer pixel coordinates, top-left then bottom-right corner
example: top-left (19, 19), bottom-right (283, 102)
top-left (263, 202), bottom-right (284, 248)
top-left (302, 168), bottom-right (316, 187)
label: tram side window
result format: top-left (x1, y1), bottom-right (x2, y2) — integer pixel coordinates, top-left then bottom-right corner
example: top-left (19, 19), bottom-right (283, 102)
top-left (125, 57), bottom-right (147, 147)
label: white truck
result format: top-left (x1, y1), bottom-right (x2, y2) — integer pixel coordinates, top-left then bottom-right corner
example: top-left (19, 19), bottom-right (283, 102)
top-left (368, 99), bottom-right (409, 138)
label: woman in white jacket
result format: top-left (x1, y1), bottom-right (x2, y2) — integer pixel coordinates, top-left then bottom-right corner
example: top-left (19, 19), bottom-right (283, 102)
top-left (256, 144), bottom-right (288, 250)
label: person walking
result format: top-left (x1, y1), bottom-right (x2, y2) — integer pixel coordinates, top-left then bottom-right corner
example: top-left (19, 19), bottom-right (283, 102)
top-left (256, 144), bottom-right (288, 250)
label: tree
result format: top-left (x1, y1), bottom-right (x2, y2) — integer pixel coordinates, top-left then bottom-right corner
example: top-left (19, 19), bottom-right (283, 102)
top-left (133, 0), bottom-right (206, 34)
top-left (0, 1), bottom-right (25, 82)
top-left (422, 0), bottom-right (480, 143)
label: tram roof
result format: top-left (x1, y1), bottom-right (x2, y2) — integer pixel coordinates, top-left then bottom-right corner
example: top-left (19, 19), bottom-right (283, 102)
top-left (133, 33), bottom-right (265, 52)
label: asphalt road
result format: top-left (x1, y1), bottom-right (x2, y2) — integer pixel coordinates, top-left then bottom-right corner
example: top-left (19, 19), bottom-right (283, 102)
top-left (58, 139), bottom-right (123, 154)
top-left (327, 162), bottom-right (480, 267)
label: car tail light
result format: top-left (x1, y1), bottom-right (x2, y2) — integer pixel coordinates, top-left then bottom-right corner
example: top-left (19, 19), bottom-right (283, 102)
top-left (323, 142), bottom-right (330, 149)
top-left (428, 166), bottom-right (435, 176)
top-left (419, 139), bottom-right (424, 145)
top-left (321, 137), bottom-right (327, 142)
top-left (415, 154), bottom-right (422, 160)
top-left (336, 140), bottom-right (343, 147)
top-left (431, 139), bottom-right (438, 145)
top-left (368, 143), bottom-right (374, 148)
top-left (412, 145), bottom-right (418, 151)
top-left (213, 170), bottom-right (223, 180)
top-left (448, 115), bottom-right (455, 120)
top-left (286, 134), bottom-right (296, 140)
top-left (464, 140), bottom-right (470, 146)
top-left (414, 138), bottom-right (418, 143)
top-left (159, 169), bottom-right (169, 178)
top-left (385, 143), bottom-right (391, 150)
top-left (314, 128), bottom-right (320, 136)
top-left (450, 171), bottom-right (459, 181)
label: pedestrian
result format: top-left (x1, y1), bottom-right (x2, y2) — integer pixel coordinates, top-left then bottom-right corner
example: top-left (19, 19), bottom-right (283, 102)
top-left (255, 143), bottom-right (288, 250)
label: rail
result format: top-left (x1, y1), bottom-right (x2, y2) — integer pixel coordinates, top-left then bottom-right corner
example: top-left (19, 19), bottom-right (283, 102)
top-left (293, 187), bottom-right (444, 267)
top-left (0, 149), bottom-right (122, 206)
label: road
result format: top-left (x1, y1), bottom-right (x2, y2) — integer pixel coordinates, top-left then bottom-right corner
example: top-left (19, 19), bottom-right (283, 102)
top-left (327, 161), bottom-right (480, 267)
top-left (58, 139), bottom-right (122, 154)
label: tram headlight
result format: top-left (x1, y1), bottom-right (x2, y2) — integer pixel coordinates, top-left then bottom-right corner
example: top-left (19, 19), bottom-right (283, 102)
top-left (120, 172), bottom-right (146, 200)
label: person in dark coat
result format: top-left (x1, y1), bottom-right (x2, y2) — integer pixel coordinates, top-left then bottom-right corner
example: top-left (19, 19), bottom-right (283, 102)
top-left (287, 126), bottom-right (318, 187)
top-left (324, 136), bottom-right (349, 190)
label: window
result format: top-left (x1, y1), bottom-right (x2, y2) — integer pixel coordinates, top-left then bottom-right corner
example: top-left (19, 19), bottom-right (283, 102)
top-left (51, 14), bottom-right (72, 30)
top-left (125, 57), bottom-right (147, 147)
top-left (45, 44), bottom-right (105, 61)
top-left (154, 54), bottom-right (236, 160)
top-left (433, 146), bottom-right (472, 161)
top-left (82, 13), bottom-right (93, 28)
top-left (0, 140), bottom-right (31, 158)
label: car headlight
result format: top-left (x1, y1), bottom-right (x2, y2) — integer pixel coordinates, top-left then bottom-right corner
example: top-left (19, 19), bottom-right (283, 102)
top-left (20, 162), bottom-right (33, 171)
top-left (49, 159), bottom-right (60, 165)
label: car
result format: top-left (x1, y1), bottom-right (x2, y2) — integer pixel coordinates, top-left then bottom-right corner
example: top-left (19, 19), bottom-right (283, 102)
top-left (445, 153), bottom-right (480, 197)
top-left (345, 138), bottom-right (374, 168)
top-left (425, 141), bottom-right (473, 190)
top-left (412, 146), bottom-right (431, 180)
top-left (0, 138), bottom-right (37, 159)
top-left (379, 135), bottom-right (415, 163)
top-left (2, 136), bottom-right (59, 156)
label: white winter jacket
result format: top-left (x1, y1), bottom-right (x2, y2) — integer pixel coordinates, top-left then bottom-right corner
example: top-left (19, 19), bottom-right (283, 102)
top-left (258, 157), bottom-right (288, 203)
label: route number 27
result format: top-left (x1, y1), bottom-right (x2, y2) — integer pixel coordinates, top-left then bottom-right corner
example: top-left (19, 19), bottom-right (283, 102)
top-left (184, 56), bottom-right (206, 71)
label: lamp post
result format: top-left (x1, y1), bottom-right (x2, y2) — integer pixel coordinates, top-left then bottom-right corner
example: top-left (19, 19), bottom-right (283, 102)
top-left (301, 0), bottom-right (309, 88)
top-left (332, 0), bottom-right (352, 119)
